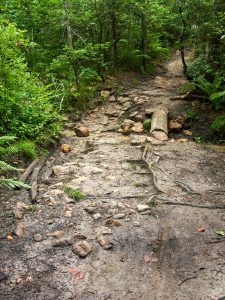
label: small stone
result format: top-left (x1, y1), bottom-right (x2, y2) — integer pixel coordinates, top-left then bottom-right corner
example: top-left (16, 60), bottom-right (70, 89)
top-left (122, 119), bottom-right (135, 127)
top-left (113, 213), bottom-right (126, 219)
top-left (118, 125), bottom-right (131, 135)
top-left (74, 233), bottom-right (87, 240)
top-left (33, 234), bottom-right (43, 242)
top-left (137, 204), bottom-right (150, 213)
top-left (133, 222), bottom-right (141, 227)
top-left (74, 125), bottom-right (90, 137)
top-left (100, 90), bottom-right (111, 100)
top-left (14, 209), bottom-right (24, 220)
top-left (52, 165), bottom-right (76, 176)
top-left (109, 95), bottom-right (116, 102)
top-left (169, 120), bottom-right (183, 133)
top-left (60, 144), bottom-right (72, 153)
top-left (131, 122), bottom-right (144, 133)
top-left (97, 236), bottom-right (113, 250)
top-left (145, 108), bottom-right (155, 117)
top-left (7, 235), bottom-right (13, 241)
top-left (96, 226), bottom-right (112, 235)
top-left (15, 223), bottom-right (25, 237)
top-left (49, 230), bottom-right (64, 238)
top-left (72, 241), bottom-right (92, 257)
top-left (93, 213), bottom-right (102, 220)
top-left (182, 130), bottom-right (192, 136)
top-left (84, 206), bottom-right (97, 214)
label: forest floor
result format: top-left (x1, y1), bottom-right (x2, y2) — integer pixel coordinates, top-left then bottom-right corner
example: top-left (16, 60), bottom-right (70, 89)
top-left (0, 54), bottom-right (225, 300)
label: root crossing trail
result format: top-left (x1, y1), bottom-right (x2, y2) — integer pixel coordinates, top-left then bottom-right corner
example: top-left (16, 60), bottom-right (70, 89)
top-left (0, 55), bottom-right (225, 300)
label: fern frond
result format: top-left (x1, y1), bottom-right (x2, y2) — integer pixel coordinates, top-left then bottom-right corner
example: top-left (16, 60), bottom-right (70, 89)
top-left (0, 178), bottom-right (30, 189)
top-left (0, 135), bottom-right (17, 146)
top-left (0, 160), bottom-right (22, 173)
top-left (6, 140), bottom-right (36, 159)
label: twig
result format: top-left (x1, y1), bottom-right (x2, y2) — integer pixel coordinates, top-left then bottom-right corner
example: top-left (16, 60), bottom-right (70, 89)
top-left (19, 159), bottom-right (40, 182)
top-left (160, 200), bottom-right (225, 210)
top-left (174, 180), bottom-right (201, 195)
top-left (30, 158), bottom-right (46, 203)
top-left (178, 276), bottom-right (197, 286)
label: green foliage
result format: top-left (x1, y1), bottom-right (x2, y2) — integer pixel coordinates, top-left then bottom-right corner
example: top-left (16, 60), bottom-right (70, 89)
top-left (210, 90), bottom-right (225, 110)
top-left (0, 160), bottom-right (22, 173)
top-left (187, 108), bottom-right (198, 125)
top-left (143, 119), bottom-right (152, 131)
top-left (211, 115), bottom-right (225, 137)
top-left (63, 186), bottom-right (86, 201)
top-left (0, 178), bottom-right (30, 189)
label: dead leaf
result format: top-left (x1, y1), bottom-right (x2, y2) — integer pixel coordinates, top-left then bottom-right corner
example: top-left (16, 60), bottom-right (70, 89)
top-left (105, 219), bottom-right (122, 227)
top-left (68, 268), bottom-right (85, 280)
top-left (7, 235), bottom-right (14, 241)
top-left (197, 227), bottom-right (205, 232)
top-left (144, 255), bottom-right (159, 263)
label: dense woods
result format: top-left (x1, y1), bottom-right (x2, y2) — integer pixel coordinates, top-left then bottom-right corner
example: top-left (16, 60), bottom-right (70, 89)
top-left (0, 0), bottom-right (224, 187)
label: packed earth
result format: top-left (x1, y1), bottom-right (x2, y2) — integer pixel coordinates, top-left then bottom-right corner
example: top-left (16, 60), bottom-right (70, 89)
top-left (0, 55), bottom-right (225, 300)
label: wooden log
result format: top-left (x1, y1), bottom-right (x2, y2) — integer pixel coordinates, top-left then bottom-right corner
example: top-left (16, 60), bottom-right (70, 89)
top-left (29, 158), bottom-right (46, 203)
top-left (150, 109), bottom-right (168, 141)
top-left (19, 159), bottom-right (40, 182)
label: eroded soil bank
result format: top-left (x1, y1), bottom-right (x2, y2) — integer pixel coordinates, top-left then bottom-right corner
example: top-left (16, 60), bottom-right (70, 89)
top-left (0, 55), bottom-right (225, 300)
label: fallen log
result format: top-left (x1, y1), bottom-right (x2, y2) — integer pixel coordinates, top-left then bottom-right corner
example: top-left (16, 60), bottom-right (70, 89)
top-left (19, 159), bottom-right (40, 182)
top-left (150, 109), bottom-right (168, 141)
top-left (29, 158), bottom-right (46, 203)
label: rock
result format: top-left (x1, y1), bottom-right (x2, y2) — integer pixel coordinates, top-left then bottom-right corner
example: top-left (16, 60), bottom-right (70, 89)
top-left (74, 125), bottom-right (90, 137)
top-left (118, 125), bottom-right (131, 135)
top-left (109, 95), bottom-right (116, 102)
top-left (100, 90), bottom-right (111, 100)
top-left (133, 222), bottom-right (141, 227)
top-left (169, 120), bottom-right (183, 133)
top-left (131, 122), bottom-right (144, 133)
top-left (137, 204), bottom-right (150, 213)
top-left (81, 166), bottom-right (103, 175)
top-left (96, 226), bottom-right (112, 235)
top-left (100, 116), bottom-right (109, 125)
top-left (145, 108), bottom-right (155, 117)
top-left (60, 144), bottom-right (72, 153)
top-left (117, 96), bottom-right (130, 104)
top-left (84, 206), bottom-right (97, 214)
top-left (97, 236), bottom-right (113, 250)
top-left (146, 137), bottom-right (166, 145)
top-left (134, 114), bottom-right (145, 122)
top-left (15, 223), bottom-right (25, 237)
top-left (93, 213), bottom-right (102, 220)
top-left (72, 241), bottom-right (92, 257)
top-left (53, 238), bottom-right (74, 247)
top-left (14, 209), bottom-right (24, 220)
top-left (176, 138), bottom-right (188, 143)
top-left (122, 119), bottom-right (135, 127)
top-left (130, 135), bottom-right (147, 145)
top-left (74, 233), bottom-right (87, 240)
top-left (113, 213), bottom-right (126, 219)
top-left (33, 234), bottom-right (43, 242)
top-left (182, 129), bottom-right (192, 136)
top-left (49, 230), bottom-right (65, 238)
top-left (52, 165), bottom-right (76, 176)
top-left (123, 102), bottom-right (133, 110)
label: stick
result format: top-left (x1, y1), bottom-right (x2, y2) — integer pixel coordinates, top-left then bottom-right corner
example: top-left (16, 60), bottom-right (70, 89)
top-left (19, 158), bottom-right (40, 182)
top-left (30, 158), bottom-right (46, 203)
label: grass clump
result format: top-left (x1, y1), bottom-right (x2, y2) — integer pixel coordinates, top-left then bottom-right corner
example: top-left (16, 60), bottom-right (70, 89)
top-left (63, 187), bottom-right (86, 201)
top-left (143, 119), bottom-right (152, 131)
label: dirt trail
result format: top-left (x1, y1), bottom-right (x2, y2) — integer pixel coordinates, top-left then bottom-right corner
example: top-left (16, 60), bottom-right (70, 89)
top-left (0, 55), bottom-right (225, 300)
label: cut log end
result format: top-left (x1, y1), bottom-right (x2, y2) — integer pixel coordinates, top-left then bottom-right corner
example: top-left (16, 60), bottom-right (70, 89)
top-left (151, 130), bottom-right (168, 141)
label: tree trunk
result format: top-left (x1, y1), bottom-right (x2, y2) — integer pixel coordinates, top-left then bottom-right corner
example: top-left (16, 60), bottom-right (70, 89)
top-left (179, 4), bottom-right (187, 75)
top-left (110, 0), bottom-right (117, 70)
top-left (141, 11), bottom-right (148, 72)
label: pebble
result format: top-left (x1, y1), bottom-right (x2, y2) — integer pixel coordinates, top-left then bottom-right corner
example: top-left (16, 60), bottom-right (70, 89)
top-left (84, 206), bottom-right (97, 214)
top-left (72, 241), bottom-right (92, 257)
top-left (93, 213), bottom-right (102, 220)
top-left (48, 230), bottom-right (64, 238)
top-left (97, 236), bottom-right (113, 250)
top-left (33, 234), bottom-right (43, 242)
top-left (113, 213), bottom-right (126, 219)
top-left (137, 204), bottom-right (150, 212)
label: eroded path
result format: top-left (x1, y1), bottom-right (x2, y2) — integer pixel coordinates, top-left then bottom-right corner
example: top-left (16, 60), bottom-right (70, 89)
top-left (0, 55), bottom-right (225, 300)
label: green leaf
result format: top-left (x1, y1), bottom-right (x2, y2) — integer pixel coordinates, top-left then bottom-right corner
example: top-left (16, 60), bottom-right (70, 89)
top-left (215, 230), bottom-right (225, 237)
